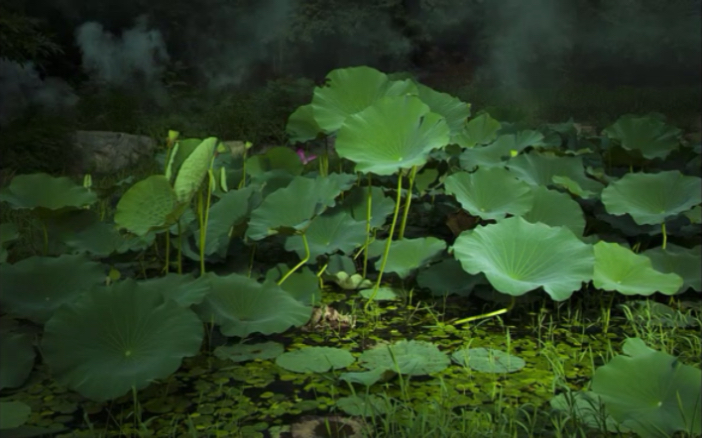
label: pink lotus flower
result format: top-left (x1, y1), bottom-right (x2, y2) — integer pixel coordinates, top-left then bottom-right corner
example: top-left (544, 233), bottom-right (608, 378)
top-left (296, 148), bottom-right (317, 165)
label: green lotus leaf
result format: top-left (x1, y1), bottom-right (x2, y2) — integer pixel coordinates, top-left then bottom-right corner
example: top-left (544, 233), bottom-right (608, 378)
top-left (452, 217), bottom-right (594, 301)
top-left (0, 254), bottom-right (106, 323)
top-left (193, 186), bottom-right (253, 256)
top-left (359, 286), bottom-right (400, 301)
top-left (415, 82), bottom-right (471, 136)
top-left (41, 279), bottom-right (204, 402)
top-left (684, 205), bottom-right (701, 224)
top-left (338, 186), bottom-right (395, 229)
top-left (246, 174), bottom-right (356, 240)
top-left (550, 391), bottom-right (628, 433)
top-left (643, 244), bottom-right (701, 293)
top-left (416, 257), bottom-right (486, 297)
top-left (444, 168), bottom-right (534, 221)
top-left (373, 237), bottom-right (446, 279)
top-left (453, 112), bottom-right (501, 149)
top-left (336, 395), bottom-right (389, 416)
top-left (451, 348), bottom-right (525, 373)
top-left (552, 175), bottom-right (600, 199)
top-left (506, 152), bottom-right (604, 195)
top-left (414, 168), bottom-right (439, 195)
top-left (0, 223), bottom-right (19, 263)
top-left (593, 241), bottom-right (683, 296)
top-left (339, 368), bottom-right (396, 388)
top-left (139, 272), bottom-right (212, 307)
top-left (0, 401), bottom-right (31, 430)
top-left (0, 173), bottom-right (97, 210)
top-left (173, 137), bottom-right (219, 203)
top-left (275, 346), bottom-right (355, 373)
top-left (115, 175), bottom-right (185, 236)
top-left (0, 332), bottom-right (35, 390)
top-left (166, 138), bottom-right (202, 183)
top-left (246, 146), bottom-right (304, 177)
top-left (285, 211), bottom-right (367, 260)
top-left (214, 342), bottom-right (284, 363)
top-left (521, 185), bottom-right (586, 238)
top-left (311, 66), bottom-right (417, 133)
top-left (265, 264), bottom-right (322, 305)
top-left (459, 133), bottom-right (531, 170)
top-left (592, 338), bottom-right (701, 438)
top-left (359, 340), bottom-right (450, 376)
top-left (286, 103), bottom-right (322, 143)
top-left (193, 273), bottom-right (312, 338)
top-left (335, 95), bottom-right (450, 176)
top-left (603, 114), bottom-right (682, 160)
top-left (57, 210), bottom-right (155, 256)
top-left (601, 170), bottom-right (702, 225)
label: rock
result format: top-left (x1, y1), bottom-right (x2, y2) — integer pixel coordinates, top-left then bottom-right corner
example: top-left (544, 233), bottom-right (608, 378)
top-left (72, 131), bottom-right (158, 175)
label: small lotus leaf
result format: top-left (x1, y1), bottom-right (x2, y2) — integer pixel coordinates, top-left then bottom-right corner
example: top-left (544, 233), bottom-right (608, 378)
top-left (444, 168), bottom-right (534, 221)
top-left (451, 348), bottom-right (525, 373)
top-left (415, 82), bottom-right (471, 136)
top-left (359, 340), bottom-right (450, 376)
top-left (359, 286), bottom-right (400, 301)
top-left (275, 346), bottom-right (355, 373)
top-left (339, 186), bottom-right (395, 229)
top-left (521, 185), bottom-right (586, 238)
top-left (506, 152), bottom-right (604, 195)
top-left (643, 244), bottom-right (701, 293)
top-left (374, 237), bottom-right (446, 278)
top-left (593, 241), bottom-right (683, 296)
top-left (335, 95), bottom-right (450, 175)
top-left (603, 114), bottom-right (681, 160)
top-left (114, 175), bottom-right (184, 236)
top-left (336, 395), bottom-right (389, 416)
top-left (459, 134), bottom-right (528, 170)
top-left (592, 338), bottom-right (701, 437)
top-left (41, 279), bottom-right (204, 402)
top-left (0, 173), bottom-right (97, 210)
top-left (0, 254), bottom-right (106, 323)
top-left (601, 170), bottom-right (702, 225)
top-left (339, 368), bottom-right (396, 387)
top-left (417, 257), bottom-right (486, 297)
top-left (453, 112), bottom-right (501, 148)
top-left (173, 137), bottom-right (218, 203)
top-left (285, 211), bottom-right (368, 260)
top-left (265, 264), bottom-right (322, 305)
top-left (452, 217), bottom-right (594, 301)
top-left (286, 104), bottom-right (322, 143)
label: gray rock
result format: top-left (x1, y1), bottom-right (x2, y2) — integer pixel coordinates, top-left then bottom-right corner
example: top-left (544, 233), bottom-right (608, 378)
top-left (72, 131), bottom-right (157, 175)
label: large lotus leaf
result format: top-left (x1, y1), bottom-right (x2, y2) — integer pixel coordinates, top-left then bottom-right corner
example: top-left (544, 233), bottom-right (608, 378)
top-left (451, 348), bottom-right (526, 373)
top-left (0, 254), bottom-right (106, 323)
top-left (246, 146), bottom-right (304, 177)
top-left (373, 237), bottom-right (446, 279)
top-left (285, 211), bottom-right (368, 260)
top-left (603, 114), bottom-right (682, 160)
top-left (415, 82), bottom-right (471, 136)
top-left (593, 241), bottom-right (683, 296)
top-left (459, 133), bottom-right (531, 170)
top-left (592, 338), bottom-right (701, 438)
top-left (521, 185), bottom-right (586, 238)
top-left (41, 279), bottom-right (204, 402)
top-left (643, 244), bottom-right (701, 293)
top-left (265, 264), bottom-right (322, 305)
top-left (0, 173), bottom-right (97, 210)
top-left (453, 113), bottom-right (501, 149)
top-left (115, 175), bottom-right (185, 236)
top-left (246, 173), bottom-right (356, 240)
top-left (338, 186), bottom-right (395, 229)
top-left (173, 137), bottom-right (218, 203)
top-left (194, 186), bottom-right (253, 256)
top-left (452, 217), bottom-right (594, 301)
top-left (311, 66), bottom-right (417, 133)
top-left (601, 171), bottom-right (701, 225)
top-left (359, 340), bottom-right (450, 376)
top-left (0, 332), bottom-right (35, 390)
top-left (193, 273), bottom-right (312, 338)
top-left (444, 168), bottom-right (533, 221)
top-left (335, 95), bottom-right (450, 176)
top-left (286, 104), bottom-right (322, 143)
top-left (416, 257), bottom-right (486, 297)
top-left (275, 346), bottom-right (355, 373)
top-left (506, 152), bottom-right (604, 196)
top-left (139, 272), bottom-right (212, 307)
top-left (0, 401), bottom-right (31, 430)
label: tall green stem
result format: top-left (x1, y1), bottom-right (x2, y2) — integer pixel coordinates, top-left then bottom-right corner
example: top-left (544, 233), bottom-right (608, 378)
top-left (397, 166), bottom-right (418, 240)
top-left (364, 173), bottom-right (403, 313)
top-left (362, 174), bottom-right (373, 279)
top-left (278, 233), bottom-right (310, 285)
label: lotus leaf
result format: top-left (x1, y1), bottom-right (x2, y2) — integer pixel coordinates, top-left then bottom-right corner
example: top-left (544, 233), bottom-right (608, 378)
top-left (173, 137), bottom-right (219, 203)
top-left (0, 401), bottom-right (31, 430)
top-left (41, 279), bottom-right (204, 402)
top-left (451, 348), bottom-right (525, 373)
top-left (335, 95), bottom-right (450, 175)
top-left (453, 112), bottom-right (501, 149)
top-left (444, 167), bottom-right (534, 221)
top-left (603, 114), bottom-right (682, 160)
top-left (415, 82), bottom-right (471, 136)
top-left (453, 217), bottom-right (594, 300)
top-left (373, 237), bottom-right (447, 278)
top-left (359, 340), bottom-right (450, 376)
top-left (0, 173), bottom-right (97, 210)
top-left (336, 395), bottom-right (389, 416)
top-left (521, 185), bottom-right (586, 237)
top-left (275, 346), bottom-right (354, 373)
top-left (416, 257), bottom-right (485, 297)
top-left (284, 210), bottom-right (368, 260)
top-left (0, 332), bottom-right (35, 390)
top-left (601, 170), bottom-right (702, 225)
top-left (506, 152), bottom-right (604, 195)
top-left (286, 104), bottom-right (322, 143)
top-left (114, 175), bottom-right (184, 236)
top-left (593, 241), bottom-right (683, 296)
top-left (459, 133), bottom-right (531, 170)
top-left (643, 244), bottom-right (701, 293)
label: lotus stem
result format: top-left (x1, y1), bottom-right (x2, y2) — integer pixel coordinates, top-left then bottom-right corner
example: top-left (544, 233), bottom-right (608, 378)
top-left (364, 173), bottom-right (403, 313)
top-left (397, 165), bottom-right (418, 240)
top-left (453, 296), bottom-right (516, 325)
top-left (278, 233), bottom-right (310, 285)
top-left (362, 174), bottom-right (373, 279)
top-left (163, 233), bottom-right (170, 274)
top-left (177, 220), bottom-right (183, 274)
top-left (661, 222), bottom-right (667, 250)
